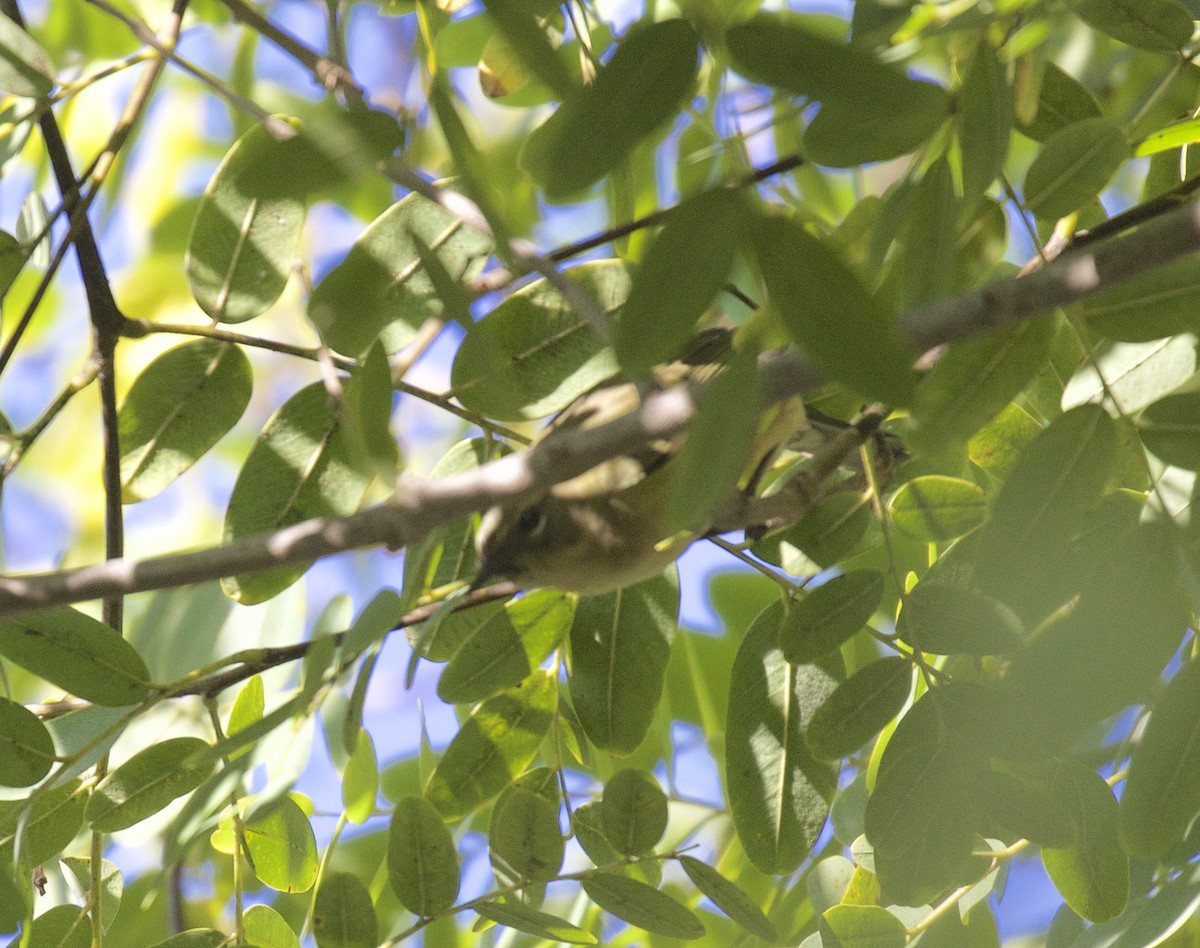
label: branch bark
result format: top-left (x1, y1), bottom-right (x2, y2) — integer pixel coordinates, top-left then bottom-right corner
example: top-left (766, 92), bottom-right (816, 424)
top-left (1, 194), bottom-right (1198, 619)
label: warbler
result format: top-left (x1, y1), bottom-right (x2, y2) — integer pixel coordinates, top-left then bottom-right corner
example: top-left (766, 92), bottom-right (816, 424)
top-left (471, 328), bottom-right (899, 594)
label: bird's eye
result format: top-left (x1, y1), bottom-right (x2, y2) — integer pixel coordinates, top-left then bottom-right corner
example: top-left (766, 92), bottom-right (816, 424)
top-left (517, 506), bottom-right (547, 537)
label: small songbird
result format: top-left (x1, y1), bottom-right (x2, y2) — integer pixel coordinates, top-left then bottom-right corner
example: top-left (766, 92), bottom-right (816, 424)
top-left (471, 328), bottom-right (900, 595)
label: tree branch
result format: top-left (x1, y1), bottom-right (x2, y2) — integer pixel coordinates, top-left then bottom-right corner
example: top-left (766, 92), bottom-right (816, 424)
top-left (1, 193), bottom-right (1199, 619)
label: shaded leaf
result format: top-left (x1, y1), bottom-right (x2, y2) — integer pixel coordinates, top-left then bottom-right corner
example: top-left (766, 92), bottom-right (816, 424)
top-left (807, 657), bottom-right (912, 760)
top-left (474, 900), bottom-right (597, 944)
top-left (959, 40), bottom-right (1012, 205)
top-left (602, 769), bottom-right (667, 856)
top-left (726, 600), bottom-right (839, 874)
top-left (780, 571), bottom-right (885, 665)
top-left (1083, 256), bottom-right (1200, 341)
top-left (27, 904), bottom-right (89, 948)
top-left (1073, 0), bottom-right (1193, 51)
top-left (581, 871), bottom-right (704, 940)
top-left (119, 340), bottom-right (252, 502)
top-left (1023, 118), bottom-right (1128, 220)
top-left (0, 778), bottom-right (86, 866)
top-left (896, 584), bottom-right (1024, 656)
top-left (521, 20), bottom-right (698, 199)
top-left (569, 572), bottom-right (678, 756)
top-left (0, 606), bottom-right (149, 706)
top-left (387, 795), bottom-right (460, 915)
top-left (1138, 391), bottom-right (1200, 471)
top-left (186, 124), bottom-right (305, 322)
top-left (87, 738), bottom-right (213, 832)
top-left (489, 786), bottom-right (564, 885)
top-left (678, 855), bottom-right (777, 941)
top-left (313, 872), bottom-right (377, 948)
top-left (820, 904), bottom-right (906, 947)
top-left (0, 17), bottom-right (54, 97)
top-left (1018, 63), bottom-right (1101, 142)
top-left (888, 476), bottom-right (988, 542)
top-left (308, 191), bottom-right (492, 357)
top-left (426, 670), bottom-right (557, 819)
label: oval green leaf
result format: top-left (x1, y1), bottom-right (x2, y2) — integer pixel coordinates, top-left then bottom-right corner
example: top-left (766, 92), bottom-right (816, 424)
top-left (186, 124), bottom-right (305, 322)
top-left (119, 340), bottom-right (252, 502)
top-left (87, 737), bottom-right (213, 832)
top-left (451, 259), bottom-right (630, 421)
top-left (0, 17), bottom-right (54, 98)
top-left (896, 584), bottom-right (1024, 656)
top-left (1023, 117), bottom-right (1128, 220)
top-left (1017, 63), bottom-right (1101, 142)
top-left (308, 191), bottom-right (492, 357)
top-left (616, 189), bottom-right (750, 374)
top-left (60, 857), bottom-right (121, 935)
top-left (726, 600), bottom-right (839, 874)
top-left (243, 904), bottom-right (300, 948)
top-left (581, 871), bottom-right (704, 940)
top-left (780, 570), bottom-right (884, 664)
top-left (0, 778), bottom-right (86, 866)
top-left (888, 476), bottom-right (988, 542)
top-left (0, 697), bottom-right (54, 787)
top-left (1122, 658), bottom-right (1200, 859)
top-left (1073, 0), bottom-right (1193, 51)
top-left (1138, 392), bottom-right (1200, 471)
top-left (438, 589), bottom-right (573, 704)
top-left (601, 769), bottom-right (668, 856)
top-left (678, 855), bottom-right (777, 941)
top-left (489, 786), bottom-right (564, 885)
top-left (1042, 761), bottom-right (1128, 923)
top-left (1083, 255), bottom-right (1200, 342)
top-left (753, 214), bottom-right (916, 406)
top-left (387, 795), bottom-right (460, 915)
top-left (0, 606), bottom-right (149, 706)
top-left (27, 904), bottom-right (89, 948)
top-left (569, 572), bottom-right (679, 756)
top-left (521, 20), bottom-right (698, 200)
top-left (312, 872), bottom-right (376, 948)
top-left (222, 382), bottom-right (374, 603)
top-left (243, 795), bottom-right (319, 894)
top-left (342, 729), bottom-right (378, 826)
top-left (474, 900), bottom-right (597, 945)
top-left (807, 657), bottom-right (912, 760)
top-left (426, 670), bottom-right (557, 819)
top-left (821, 904), bottom-right (906, 948)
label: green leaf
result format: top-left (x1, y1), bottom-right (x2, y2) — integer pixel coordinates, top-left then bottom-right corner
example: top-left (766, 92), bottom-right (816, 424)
top-left (1072, 0), bottom-right (1194, 51)
top-left (0, 606), bottom-right (149, 706)
top-left (186, 124), bottom-right (306, 322)
top-left (1083, 256), bottom-right (1200, 341)
top-left (678, 856), bottom-right (777, 941)
top-left (667, 345), bottom-right (762, 533)
top-left (1134, 116), bottom-right (1200, 157)
top-left (1023, 117), bottom-right (1129, 220)
top-left (1017, 63), bottom-right (1102, 142)
top-left (726, 600), bottom-right (838, 874)
top-left (959, 40), bottom-right (1012, 205)
top-left (569, 572), bottom-right (679, 756)
top-left (243, 796), bottom-right (319, 894)
top-left (86, 737), bottom-right (214, 832)
top-left (726, 14), bottom-right (949, 167)
top-left (807, 657), bottom-right (912, 760)
top-left (521, 20), bottom-right (698, 199)
top-left (0, 778), bottom-right (86, 866)
top-left (340, 340), bottom-right (400, 485)
top-left (1042, 762), bottom-right (1128, 923)
top-left (119, 340), bottom-right (253, 502)
top-left (615, 189), bottom-right (750, 374)
top-left (312, 872), bottom-right (377, 948)
top-left (0, 17), bottom-right (55, 98)
top-left (27, 904), bottom-right (89, 948)
top-left (222, 383), bottom-right (374, 604)
top-left (581, 871), bottom-right (705, 940)
top-left (438, 589), bottom-right (573, 704)
top-left (148, 931), bottom-right (226, 948)
top-left (820, 904), bottom-right (907, 947)
top-left (909, 315), bottom-right (1057, 453)
top-left (450, 259), bottom-right (630, 421)
top-left (780, 570), bottom-right (885, 665)
top-left (864, 684), bottom-right (991, 904)
top-left (308, 191), bottom-right (492, 357)
top-left (425, 670), bottom-right (557, 819)
top-left (896, 584), bottom-right (1024, 656)
top-left (480, 0), bottom-right (574, 99)
top-left (59, 858), bottom-right (121, 935)
top-left (888, 476), bottom-right (988, 542)
top-left (0, 696), bottom-right (57, 787)
top-left (753, 214), bottom-right (916, 406)
top-left (387, 795), bottom-right (460, 915)
top-left (765, 491), bottom-right (872, 569)
top-left (474, 900), bottom-right (597, 945)
top-left (1122, 658), bottom-right (1200, 859)
top-left (972, 404), bottom-right (1118, 621)
top-left (342, 730), bottom-right (378, 826)
top-left (601, 769), bottom-right (668, 856)
top-left (243, 903), bottom-right (300, 948)
top-left (489, 786), bottom-right (564, 885)
top-left (1138, 392), bottom-right (1200, 471)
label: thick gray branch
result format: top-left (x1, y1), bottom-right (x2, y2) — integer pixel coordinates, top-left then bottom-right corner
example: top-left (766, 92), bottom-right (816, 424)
top-left (1, 196), bottom-right (1197, 619)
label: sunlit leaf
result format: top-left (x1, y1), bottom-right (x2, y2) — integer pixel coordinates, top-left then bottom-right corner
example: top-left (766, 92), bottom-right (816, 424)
top-left (387, 795), bottom-right (460, 915)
